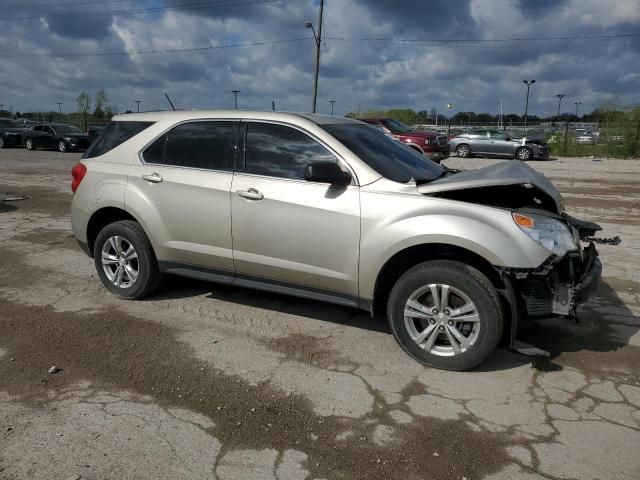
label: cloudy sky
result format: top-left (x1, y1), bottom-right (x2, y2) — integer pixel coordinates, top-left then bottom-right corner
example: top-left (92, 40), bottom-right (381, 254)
top-left (0, 0), bottom-right (639, 117)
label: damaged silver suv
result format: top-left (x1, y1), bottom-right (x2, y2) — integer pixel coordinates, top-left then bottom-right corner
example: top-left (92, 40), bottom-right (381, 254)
top-left (70, 111), bottom-right (611, 370)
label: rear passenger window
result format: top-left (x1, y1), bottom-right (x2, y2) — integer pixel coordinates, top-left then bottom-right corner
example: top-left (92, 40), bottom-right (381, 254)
top-left (245, 123), bottom-right (336, 180)
top-left (84, 121), bottom-right (154, 158)
top-left (143, 121), bottom-right (237, 171)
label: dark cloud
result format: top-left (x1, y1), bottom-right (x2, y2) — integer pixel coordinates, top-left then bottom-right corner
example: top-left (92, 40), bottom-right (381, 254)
top-left (0, 0), bottom-right (638, 116)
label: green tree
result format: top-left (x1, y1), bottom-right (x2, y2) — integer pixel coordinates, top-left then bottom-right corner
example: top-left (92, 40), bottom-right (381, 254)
top-left (77, 92), bottom-right (91, 130)
top-left (94, 90), bottom-right (108, 119)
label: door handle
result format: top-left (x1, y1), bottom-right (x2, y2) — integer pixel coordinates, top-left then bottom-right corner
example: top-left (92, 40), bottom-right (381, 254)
top-left (142, 173), bottom-right (163, 183)
top-left (235, 188), bottom-right (264, 201)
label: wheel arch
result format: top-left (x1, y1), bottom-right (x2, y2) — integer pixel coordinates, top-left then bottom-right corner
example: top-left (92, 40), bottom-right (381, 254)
top-left (371, 243), bottom-right (504, 318)
top-left (86, 206), bottom-right (141, 258)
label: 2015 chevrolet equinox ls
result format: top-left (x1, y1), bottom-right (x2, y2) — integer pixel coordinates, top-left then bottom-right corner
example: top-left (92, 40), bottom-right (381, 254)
top-left (71, 111), bottom-right (608, 371)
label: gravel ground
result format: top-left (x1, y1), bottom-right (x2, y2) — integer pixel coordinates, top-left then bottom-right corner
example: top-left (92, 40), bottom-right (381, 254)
top-left (1, 148), bottom-right (639, 480)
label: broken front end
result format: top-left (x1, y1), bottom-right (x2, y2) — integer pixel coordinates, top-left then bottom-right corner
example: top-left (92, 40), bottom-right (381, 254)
top-left (500, 213), bottom-right (619, 323)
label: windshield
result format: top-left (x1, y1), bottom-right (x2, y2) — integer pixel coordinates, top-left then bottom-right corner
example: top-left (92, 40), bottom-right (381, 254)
top-left (54, 125), bottom-right (83, 134)
top-left (322, 123), bottom-right (444, 184)
top-left (381, 118), bottom-right (413, 133)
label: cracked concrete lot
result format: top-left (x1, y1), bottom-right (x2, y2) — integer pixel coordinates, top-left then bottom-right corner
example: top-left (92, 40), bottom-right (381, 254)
top-left (1, 148), bottom-right (639, 479)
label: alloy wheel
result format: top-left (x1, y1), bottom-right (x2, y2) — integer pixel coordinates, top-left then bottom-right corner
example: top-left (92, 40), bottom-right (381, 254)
top-left (26, 138), bottom-right (33, 150)
top-left (517, 148), bottom-right (531, 160)
top-left (403, 283), bottom-right (480, 356)
top-left (58, 141), bottom-right (67, 153)
top-left (101, 235), bottom-right (139, 289)
top-left (456, 145), bottom-right (470, 158)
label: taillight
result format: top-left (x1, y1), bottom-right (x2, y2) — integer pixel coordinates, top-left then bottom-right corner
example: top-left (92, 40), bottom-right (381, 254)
top-left (71, 162), bottom-right (87, 193)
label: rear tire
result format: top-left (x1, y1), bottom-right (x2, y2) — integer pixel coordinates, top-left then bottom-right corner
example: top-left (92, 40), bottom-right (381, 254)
top-left (456, 144), bottom-right (471, 158)
top-left (58, 140), bottom-right (68, 153)
top-left (93, 220), bottom-right (162, 300)
top-left (387, 260), bottom-right (503, 371)
top-left (25, 138), bottom-right (34, 150)
top-left (0, 137), bottom-right (4, 149)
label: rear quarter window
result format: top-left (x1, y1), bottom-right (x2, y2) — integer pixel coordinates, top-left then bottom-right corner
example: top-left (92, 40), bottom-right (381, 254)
top-left (83, 121), bottom-right (154, 159)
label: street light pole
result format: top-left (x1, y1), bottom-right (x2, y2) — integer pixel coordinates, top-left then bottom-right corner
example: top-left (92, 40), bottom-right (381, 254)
top-left (306, 0), bottom-right (324, 113)
top-left (522, 79), bottom-right (536, 131)
top-left (232, 90), bottom-right (240, 110)
top-left (135, 100), bottom-right (141, 113)
top-left (574, 101), bottom-right (582, 120)
top-left (555, 94), bottom-right (565, 124)
top-left (329, 100), bottom-right (336, 115)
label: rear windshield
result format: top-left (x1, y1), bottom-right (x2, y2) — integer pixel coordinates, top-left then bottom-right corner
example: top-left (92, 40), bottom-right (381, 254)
top-left (321, 123), bottom-right (444, 183)
top-left (83, 121), bottom-right (154, 158)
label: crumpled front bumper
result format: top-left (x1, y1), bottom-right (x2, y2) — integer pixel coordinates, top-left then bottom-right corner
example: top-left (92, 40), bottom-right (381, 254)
top-left (574, 242), bottom-right (602, 306)
top-left (507, 241), bottom-right (602, 319)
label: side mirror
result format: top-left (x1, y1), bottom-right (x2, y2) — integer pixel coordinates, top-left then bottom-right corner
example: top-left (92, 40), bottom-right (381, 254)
top-left (304, 161), bottom-right (351, 186)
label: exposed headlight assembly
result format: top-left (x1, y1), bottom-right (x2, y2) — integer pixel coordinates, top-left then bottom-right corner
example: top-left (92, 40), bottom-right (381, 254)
top-left (513, 212), bottom-right (577, 256)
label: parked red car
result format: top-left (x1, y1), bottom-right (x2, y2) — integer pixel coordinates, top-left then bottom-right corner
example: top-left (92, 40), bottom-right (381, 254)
top-left (359, 118), bottom-right (449, 163)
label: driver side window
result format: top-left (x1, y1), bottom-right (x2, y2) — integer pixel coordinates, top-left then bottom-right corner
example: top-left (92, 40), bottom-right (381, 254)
top-left (245, 123), bottom-right (337, 180)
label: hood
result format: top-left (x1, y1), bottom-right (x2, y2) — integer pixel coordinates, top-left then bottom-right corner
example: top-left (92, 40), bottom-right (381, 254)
top-left (397, 130), bottom-right (438, 139)
top-left (513, 134), bottom-right (546, 145)
top-left (417, 161), bottom-right (563, 211)
top-left (1, 128), bottom-right (24, 134)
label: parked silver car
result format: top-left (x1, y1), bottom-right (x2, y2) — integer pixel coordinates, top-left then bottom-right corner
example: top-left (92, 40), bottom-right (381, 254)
top-left (71, 111), bottom-right (606, 370)
top-left (450, 129), bottom-right (549, 160)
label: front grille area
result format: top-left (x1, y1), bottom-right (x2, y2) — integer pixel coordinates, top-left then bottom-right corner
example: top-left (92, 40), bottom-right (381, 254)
top-left (436, 135), bottom-right (448, 147)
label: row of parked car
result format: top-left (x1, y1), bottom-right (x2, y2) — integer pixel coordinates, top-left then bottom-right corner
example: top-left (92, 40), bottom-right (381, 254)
top-left (358, 118), bottom-right (550, 162)
top-left (1, 115), bottom-right (549, 163)
top-left (0, 118), bottom-right (107, 152)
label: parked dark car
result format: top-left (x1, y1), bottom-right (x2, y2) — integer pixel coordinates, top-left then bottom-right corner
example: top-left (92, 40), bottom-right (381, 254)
top-left (359, 118), bottom-right (450, 163)
top-left (0, 118), bottom-right (26, 148)
top-left (23, 124), bottom-right (89, 152)
top-left (449, 129), bottom-right (549, 161)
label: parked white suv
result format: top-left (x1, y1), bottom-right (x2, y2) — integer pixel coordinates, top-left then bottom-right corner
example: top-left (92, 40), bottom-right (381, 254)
top-left (71, 110), bottom-right (606, 370)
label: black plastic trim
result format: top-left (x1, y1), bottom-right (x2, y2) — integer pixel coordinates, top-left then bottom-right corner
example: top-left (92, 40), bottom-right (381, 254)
top-left (158, 261), bottom-right (365, 310)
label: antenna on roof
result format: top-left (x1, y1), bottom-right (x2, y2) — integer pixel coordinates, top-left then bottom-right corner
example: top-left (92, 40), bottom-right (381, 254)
top-left (164, 92), bottom-right (176, 111)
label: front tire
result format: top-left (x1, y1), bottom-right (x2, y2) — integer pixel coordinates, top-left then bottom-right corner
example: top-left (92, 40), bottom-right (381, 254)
top-left (387, 260), bottom-right (503, 371)
top-left (516, 147), bottom-right (532, 161)
top-left (58, 140), bottom-right (68, 153)
top-left (456, 144), bottom-right (471, 158)
top-left (25, 138), bottom-right (34, 150)
top-left (93, 220), bottom-right (162, 300)
top-left (0, 137), bottom-right (4, 149)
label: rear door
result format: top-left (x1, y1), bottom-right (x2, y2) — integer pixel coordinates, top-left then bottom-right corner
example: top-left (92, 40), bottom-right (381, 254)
top-left (127, 120), bottom-right (239, 272)
top-left (471, 130), bottom-right (491, 153)
top-left (230, 121), bottom-right (361, 299)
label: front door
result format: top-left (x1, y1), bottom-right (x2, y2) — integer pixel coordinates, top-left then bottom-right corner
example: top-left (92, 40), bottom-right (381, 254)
top-left (127, 120), bottom-right (239, 272)
top-left (231, 121), bottom-right (360, 299)
top-left (488, 130), bottom-right (514, 156)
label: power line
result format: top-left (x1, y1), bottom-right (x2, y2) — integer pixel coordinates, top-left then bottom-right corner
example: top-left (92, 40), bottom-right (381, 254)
top-left (325, 33), bottom-right (640, 44)
top-left (0, 37), bottom-right (313, 58)
top-left (0, 0), bottom-right (280, 21)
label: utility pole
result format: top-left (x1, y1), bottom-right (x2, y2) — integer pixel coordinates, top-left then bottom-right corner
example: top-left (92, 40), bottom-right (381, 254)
top-left (135, 100), bottom-right (141, 113)
top-left (232, 90), bottom-right (240, 110)
top-left (306, 0), bottom-right (324, 113)
top-left (555, 94), bottom-right (565, 125)
top-left (329, 100), bottom-right (336, 115)
top-left (272, 100), bottom-right (276, 112)
top-left (57, 102), bottom-right (63, 114)
top-left (522, 79), bottom-right (536, 131)
top-left (574, 101), bottom-right (582, 121)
